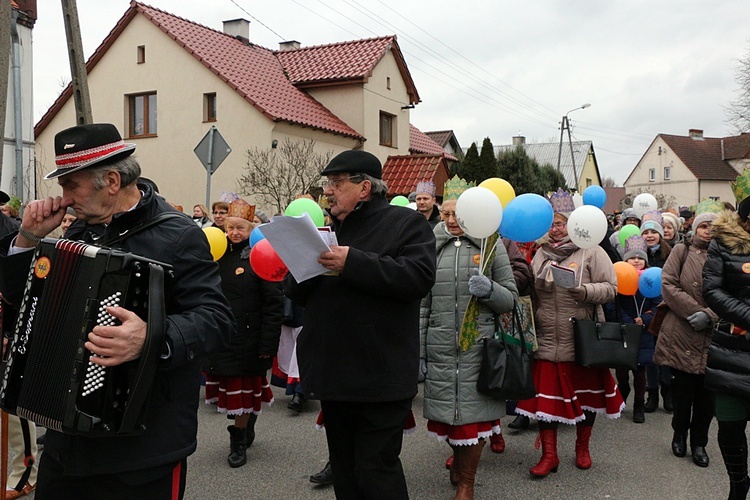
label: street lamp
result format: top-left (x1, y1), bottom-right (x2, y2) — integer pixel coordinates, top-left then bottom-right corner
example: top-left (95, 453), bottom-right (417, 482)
top-left (557, 103), bottom-right (591, 191)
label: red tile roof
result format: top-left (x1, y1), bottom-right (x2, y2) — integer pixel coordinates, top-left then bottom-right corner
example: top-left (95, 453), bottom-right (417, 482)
top-left (36, 2), bottom-right (363, 140)
top-left (382, 154), bottom-right (451, 196)
top-left (659, 134), bottom-right (741, 181)
top-left (409, 124), bottom-right (458, 161)
top-left (424, 130), bottom-right (453, 148)
top-left (275, 36), bottom-right (419, 104)
top-left (721, 134), bottom-right (750, 160)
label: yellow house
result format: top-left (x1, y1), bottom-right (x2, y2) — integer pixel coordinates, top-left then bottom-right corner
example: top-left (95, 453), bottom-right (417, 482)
top-left (34, 2), bottom-right (420, 210)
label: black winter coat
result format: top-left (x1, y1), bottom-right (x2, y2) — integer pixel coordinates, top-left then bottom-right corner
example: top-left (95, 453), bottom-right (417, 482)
top-left (205, 238), bottom-right (282, 376)
top-left (284, 195), bottom-right (436, 402)
top-left (0, 182), bottom-right (235, 476)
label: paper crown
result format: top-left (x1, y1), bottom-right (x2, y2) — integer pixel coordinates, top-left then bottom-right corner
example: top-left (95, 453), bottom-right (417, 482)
top-left (695, 198), bottom-right (724, 215)
top-left (624, 234), bottom-right (648, 258)
top-left (219, 191), bottom-right (240, 203)
top-left (6, 196), bottom-right (20, 212)
top-left (443, 175), bottom-right (474, 201)
top-left (547, 188), bottom-right (575, 214)
top-left (732, 169), bottom-right (750, 204)
top-left (640, 210), bottom-right (663, 225)
top-left (415, 180), bottom-right (436, 196)
top-left (227, 199), bottom-right (256, 222)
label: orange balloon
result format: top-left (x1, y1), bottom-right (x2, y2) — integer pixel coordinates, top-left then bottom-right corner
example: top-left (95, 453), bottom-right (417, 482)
top-left (614, 261), bottom-right (639, 295)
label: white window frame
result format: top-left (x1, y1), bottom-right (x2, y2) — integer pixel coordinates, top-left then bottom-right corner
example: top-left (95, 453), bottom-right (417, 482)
top-left (649, 168), bottom-right (655, 182)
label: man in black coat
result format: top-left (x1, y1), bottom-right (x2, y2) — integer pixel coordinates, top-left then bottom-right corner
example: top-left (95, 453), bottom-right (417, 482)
top-left (285, 150), bottom-right (436, 500)
top-left (0, 123), bottom-right (234, 499)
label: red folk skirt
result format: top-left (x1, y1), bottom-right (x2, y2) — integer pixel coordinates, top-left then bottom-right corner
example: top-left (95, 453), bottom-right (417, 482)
top-left (515, 359), bottom-right (624, 425)
top-left (205, 374), bottom-right (274, 416)
top-left (426, 420), bottom-right (501, 446)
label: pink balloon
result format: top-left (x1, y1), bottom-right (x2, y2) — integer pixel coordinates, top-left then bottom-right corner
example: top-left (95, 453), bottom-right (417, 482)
top-left (250, 239), bottom-right (289, 282)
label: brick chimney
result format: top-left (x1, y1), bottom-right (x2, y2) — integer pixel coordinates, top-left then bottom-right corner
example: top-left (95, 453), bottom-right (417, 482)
top-left (279, 40), bottom-right (301, 51)
top-left (223, 19), bottom-right (250, 43)
top-left (689, 129), bottom-right (704, 140)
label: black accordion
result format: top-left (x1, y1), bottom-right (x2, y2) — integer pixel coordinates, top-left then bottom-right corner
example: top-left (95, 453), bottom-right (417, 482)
top-left (0, 238), bottom-right (172, 437)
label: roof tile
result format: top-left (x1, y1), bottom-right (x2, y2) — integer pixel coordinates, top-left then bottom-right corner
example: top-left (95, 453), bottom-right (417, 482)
top-left (409, 124), bottom-right (458, 161)
top-left (659, 134), bottom-right (741, 180)
top-left (382, 154), bottom-right (451, 196)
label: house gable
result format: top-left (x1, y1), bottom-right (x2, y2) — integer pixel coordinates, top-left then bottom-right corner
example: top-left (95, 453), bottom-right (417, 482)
top-left (382, 154), bottom-right (450, 197)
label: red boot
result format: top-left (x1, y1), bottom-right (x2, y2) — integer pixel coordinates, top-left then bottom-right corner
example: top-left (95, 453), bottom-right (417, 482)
top-left (529, 428), bottom-right (559, 478)
top-left (490, 432), bottom-right (505, 453)
top-left (445, 454), bottom-right (454, 469)
top-left (575, 424), bottom-right (593, 469)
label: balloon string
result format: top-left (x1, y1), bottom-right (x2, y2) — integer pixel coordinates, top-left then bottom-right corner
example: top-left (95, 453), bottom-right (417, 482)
top-left (578, 249), bottom-right (586, 287)
top-left (633, 295), bottom-right (644, 319)
top-left (479, 237), bottom-right (486, 272)
top-left (481, 238), bottom-right (500, 275)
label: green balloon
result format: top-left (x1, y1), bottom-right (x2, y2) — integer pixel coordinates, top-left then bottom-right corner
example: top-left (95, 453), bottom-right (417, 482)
top-left (619, 224), bottom-right (641, 248)
top-left (284, 198), bottom-right (325, 227)
top-left (390, 195), bottom-right (409, 207)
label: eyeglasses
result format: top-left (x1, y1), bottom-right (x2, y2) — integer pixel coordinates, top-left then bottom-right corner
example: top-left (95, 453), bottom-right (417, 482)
top-left (212, 210), bottom-right (228, 215)
top-left (440, 211), bottom-right (457, 219)
top-left (551, 221), bottom-right (567, 229)
top-left (322, 176), bottom-right (362, 189)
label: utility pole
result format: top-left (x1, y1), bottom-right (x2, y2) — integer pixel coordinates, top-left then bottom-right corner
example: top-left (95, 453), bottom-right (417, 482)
top-left (556, 103), bottom-right (590, 192)
top-left (0, 0), bottom-right (12, 185)
top-left (61, 0), bottom-right (93, 124)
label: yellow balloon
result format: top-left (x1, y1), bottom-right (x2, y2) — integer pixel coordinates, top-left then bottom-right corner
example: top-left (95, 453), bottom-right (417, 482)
top-left (479, 178), bottom-right (516, 208)
top-left (202, 226), bottom-right (228, 261)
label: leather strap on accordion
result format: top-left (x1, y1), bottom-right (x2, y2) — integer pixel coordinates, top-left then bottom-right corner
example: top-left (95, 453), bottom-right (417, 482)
top-left (119, 263), bottom-right (166, 433)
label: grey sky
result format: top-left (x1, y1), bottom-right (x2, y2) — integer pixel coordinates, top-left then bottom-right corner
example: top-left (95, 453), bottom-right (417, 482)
top-left (32, 0), bottom-right (749, 186)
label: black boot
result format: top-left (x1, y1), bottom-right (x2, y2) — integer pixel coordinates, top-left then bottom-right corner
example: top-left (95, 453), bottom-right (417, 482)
top-left (672, 431), bottom-right (687, 458)
top-left (288, 393), bottom-right (306, 413)
top-left (310, 462), bottom-right (334, 486)
top-left (508, 415), bottom-right (530, 430)
top-left (719, 421), bottom-right (750, 500)
top-left (661, 384), bottom-right (674, 413)
top-left (245, 413), bottom-right (258, 448)
top-left (633, 400), bottom-right (645, 424)
top-left (644, 390), bottom-right (659, 413)
top-left (227, 425), bottom-right (247, 468)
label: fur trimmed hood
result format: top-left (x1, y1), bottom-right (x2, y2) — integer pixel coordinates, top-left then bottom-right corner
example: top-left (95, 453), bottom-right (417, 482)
top-left (712, 210), bottom-right (750, 255)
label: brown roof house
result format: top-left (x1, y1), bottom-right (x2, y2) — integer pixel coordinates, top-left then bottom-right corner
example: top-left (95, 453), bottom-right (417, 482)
top-left (623, 129), bottom-right (750, 206)
top-left (34, 2), bottom-right (421, 209)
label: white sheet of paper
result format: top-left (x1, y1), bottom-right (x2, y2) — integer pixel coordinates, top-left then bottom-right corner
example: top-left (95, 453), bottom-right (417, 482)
top-left (550, 263), bottom-right (577, 289)
top-left (259, 214), bottom-right (332, 282)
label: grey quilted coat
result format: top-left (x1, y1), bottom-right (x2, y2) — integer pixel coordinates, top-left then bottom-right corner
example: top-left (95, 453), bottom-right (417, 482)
top-left (420, 224), bottom-right (518, 426)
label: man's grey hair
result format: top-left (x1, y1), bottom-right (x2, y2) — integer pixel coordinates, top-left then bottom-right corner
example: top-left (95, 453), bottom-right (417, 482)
top-left (88, 155), bottom-right (141, 190)
top-left (358, 173), bottom-right (388, 197)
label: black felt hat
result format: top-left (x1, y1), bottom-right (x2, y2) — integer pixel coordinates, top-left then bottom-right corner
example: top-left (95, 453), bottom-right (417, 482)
top-left (320, 150), bottom-right (382, 179)
top-left (46, 123), bottom-right (136, 180)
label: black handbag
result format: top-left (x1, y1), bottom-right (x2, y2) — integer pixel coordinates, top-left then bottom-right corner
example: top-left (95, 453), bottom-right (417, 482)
top-left (477, 303), bottom-right (536, 401)
top-left (572, 305), bottom-right (643, 372)
top-left (705, 322), bottom-right (750, 399)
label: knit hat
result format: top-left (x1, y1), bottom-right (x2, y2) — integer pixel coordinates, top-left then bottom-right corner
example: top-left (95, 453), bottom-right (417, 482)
top-left (254, 210), bottom-right (269, 224)
top-left (640, 220), bottom-right (664, 238)
top-left (621, 208), bottom-right (640, 224)
top-left (548, 188), bottom-right (575, 217)
top-left (692, 199), bottom-right (724, 229)
top-left (661, 212), bottom-right (682, 233)
top-left (227, 199), bottom-right (256, 222)
top-left (66, 207), bottom-right (77, 216)
top-left (443, 175), bottom-right (474, 201)
top-left (623, 235), bottom-right (649, 262)
top-left (415, 180), bottom-right (436, 196)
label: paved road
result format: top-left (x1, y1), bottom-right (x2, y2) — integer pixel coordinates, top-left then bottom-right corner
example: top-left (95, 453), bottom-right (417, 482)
top-left (179, 383), bottom-right (728, 500)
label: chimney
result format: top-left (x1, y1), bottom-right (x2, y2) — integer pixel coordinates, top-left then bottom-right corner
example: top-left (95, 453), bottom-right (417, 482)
top-left (512, 135), bottom-right (526, 147)
top-left (223, 19), bottom-right (250, 42)
top-left (279, 40), bottom-right (301, 51)
top-left (689, 129), bottom-right (704, 140)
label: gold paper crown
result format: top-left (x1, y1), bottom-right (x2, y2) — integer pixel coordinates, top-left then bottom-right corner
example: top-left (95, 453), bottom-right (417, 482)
top-left (547, 188), bottom-right (575, 214)
top-left (443, 175), bottom-right (474, 201)
top-left (695, 198), bottom-right (724, 215)
top-left (227, 199), bottom-right (256, 222)
top-left (731, 169), bottom-right (750, 203)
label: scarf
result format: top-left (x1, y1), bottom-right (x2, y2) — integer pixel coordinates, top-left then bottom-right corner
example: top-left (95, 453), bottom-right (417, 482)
top-left (535, 237), bottom-right (580, 288)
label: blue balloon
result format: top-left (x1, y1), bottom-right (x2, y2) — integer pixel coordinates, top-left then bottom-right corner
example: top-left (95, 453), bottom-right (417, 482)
top-left (498, 193), bottom-right (554, 243)
top-left (249, 224), bottom-right (267, 248)
top-left (582, 185), bottom-right (607, 209)
top-left (638, 267), bottom-right (662, 298)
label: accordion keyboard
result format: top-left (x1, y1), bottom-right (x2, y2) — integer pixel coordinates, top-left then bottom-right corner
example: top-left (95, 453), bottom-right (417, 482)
top-left (82, 292), bottom-right (122, 397)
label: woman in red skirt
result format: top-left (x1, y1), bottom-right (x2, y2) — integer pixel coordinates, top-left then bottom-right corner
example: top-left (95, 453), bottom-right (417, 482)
top-left (516, 189), bottom-right (623, 478)
top-left (204, 199), bottom-right (283, 468)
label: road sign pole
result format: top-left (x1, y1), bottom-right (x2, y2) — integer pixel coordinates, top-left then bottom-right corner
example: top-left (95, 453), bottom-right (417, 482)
top-left (205, 127), bottom-right (215, 208)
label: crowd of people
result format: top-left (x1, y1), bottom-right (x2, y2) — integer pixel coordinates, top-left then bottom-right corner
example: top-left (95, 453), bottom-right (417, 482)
top-left (1, 122), bottom-right (750, 500)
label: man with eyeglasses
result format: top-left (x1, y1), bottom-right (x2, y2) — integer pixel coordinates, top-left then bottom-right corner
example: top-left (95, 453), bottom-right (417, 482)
top-left (211, 201), bottom-right (229, 230)
top-left (284, 150), bottom-right (436, 499)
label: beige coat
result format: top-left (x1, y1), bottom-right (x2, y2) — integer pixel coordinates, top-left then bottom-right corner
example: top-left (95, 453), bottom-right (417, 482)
top-left (653, 238), bottom-right (717, 374)
top-left (533, 243), bottom-right (617, 363)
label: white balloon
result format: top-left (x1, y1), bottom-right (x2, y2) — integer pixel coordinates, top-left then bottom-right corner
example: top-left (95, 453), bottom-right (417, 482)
top-left (406, 202), bottom-right (417, 210)
top-left (455, 186), bottom-right (503, 238)
top-left (572, 192), bottom-right (583, 209)
top-left (632, 193), bottom-right (658, 218)
top-left (567, 205), bottom-right (608, 250)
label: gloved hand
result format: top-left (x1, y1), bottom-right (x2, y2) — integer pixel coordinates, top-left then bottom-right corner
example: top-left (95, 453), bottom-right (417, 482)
top-left (568, 286), bottom-right (587, 302)
top-left (468, 269), bottom-right (493, 298)
top-left (687, 311), bottom-right (712, 331)
top-left (418, 358), bottom-right (428, 382)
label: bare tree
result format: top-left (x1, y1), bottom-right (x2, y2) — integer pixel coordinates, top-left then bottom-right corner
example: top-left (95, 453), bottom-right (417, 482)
top-left (602, 176), bottom-right (617, 188)
top-left (620, 187), bottom-right (677, 212)
top-left (237, 138), bottom-right (333, 214)
top-left (726, 44), bottom-right (750, 134)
